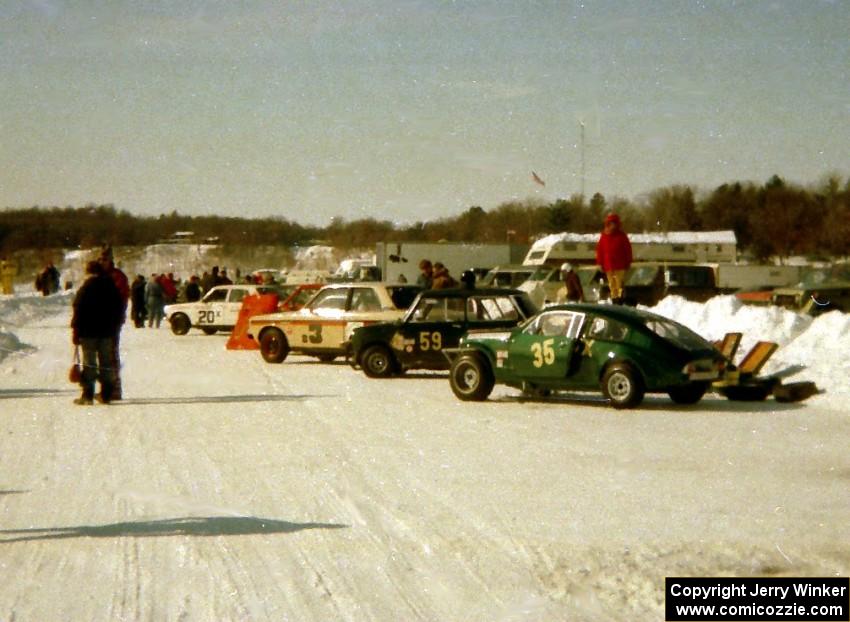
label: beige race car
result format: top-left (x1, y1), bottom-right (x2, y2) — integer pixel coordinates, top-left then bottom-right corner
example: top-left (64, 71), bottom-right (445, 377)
top-left (247, 282), bottom-right (421, 363)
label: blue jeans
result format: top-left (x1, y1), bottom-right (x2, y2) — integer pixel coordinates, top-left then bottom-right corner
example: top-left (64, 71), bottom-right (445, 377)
top-left (79, 337), bottom-right (116, 400)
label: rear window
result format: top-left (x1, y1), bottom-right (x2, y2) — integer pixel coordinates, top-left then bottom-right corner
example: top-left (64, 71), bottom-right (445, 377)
top-left (388, 286), bottom-right (421, 309)
top-left (467, 296), bottom-right (520, 323)
top-left (642, 316), bottom-right (712, 350)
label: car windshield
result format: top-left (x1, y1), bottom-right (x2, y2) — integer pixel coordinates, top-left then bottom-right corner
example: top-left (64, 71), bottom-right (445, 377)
top-left (626, 266), bottom-right (661, 286)
top-left (526, 267), bottom-right (554, 283)
top-left (577, 268), bottom-right (604, 287)
top-left (308, 289), bottom-right (348, 311)
top-left (641, 316), bottom-right (713, 350)
top-left (203, 288), bottom-right (228, 303)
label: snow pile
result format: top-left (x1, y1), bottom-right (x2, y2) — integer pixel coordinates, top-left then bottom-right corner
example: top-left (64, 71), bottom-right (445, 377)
top-left (0, 329), bottom-right (34, 364)
top-left (0, 290), bottom-right (73, 330)
top-left (292, 245), bottom-right (337, 270)
top-left (649, 295), bottom-right (846, 393)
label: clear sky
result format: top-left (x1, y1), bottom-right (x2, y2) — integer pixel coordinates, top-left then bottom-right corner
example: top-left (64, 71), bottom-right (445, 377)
top-left (2, 1), bottom-right (848, 226)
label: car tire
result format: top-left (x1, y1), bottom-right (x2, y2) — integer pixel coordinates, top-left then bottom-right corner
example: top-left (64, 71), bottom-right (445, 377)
top-left (668, 382), bottom-right (709, 405)
top-left (259, 328), bottom-right (289, 364)
top-left (170, 313), bottom-right (190, 336)
top-left (360, 345), bottom-right (396, 378)
top-left (449, 354), bottom-right (495, 401)
top-left (601, 362), bottom-right (644, 409)
top-left (201, 327), bottom-right (217, 335)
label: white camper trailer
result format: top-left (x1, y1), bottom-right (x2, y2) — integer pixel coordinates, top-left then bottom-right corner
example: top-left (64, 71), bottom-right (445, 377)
top-left (523, 231), bottom-right (738, 266)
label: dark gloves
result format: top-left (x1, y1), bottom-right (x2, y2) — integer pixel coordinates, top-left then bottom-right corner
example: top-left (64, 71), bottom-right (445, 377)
top-left (72, 329), bottom-right (80, 345)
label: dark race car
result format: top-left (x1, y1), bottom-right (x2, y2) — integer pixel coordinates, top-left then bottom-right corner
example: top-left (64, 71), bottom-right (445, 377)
top-left (444, 302), bottom-right (731, 409)
top-left (348, 287), bottom-right (537, 378)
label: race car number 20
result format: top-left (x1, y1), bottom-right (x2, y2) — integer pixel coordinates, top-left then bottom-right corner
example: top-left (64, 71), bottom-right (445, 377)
top-left (198, 310), bottom-right (218, 324)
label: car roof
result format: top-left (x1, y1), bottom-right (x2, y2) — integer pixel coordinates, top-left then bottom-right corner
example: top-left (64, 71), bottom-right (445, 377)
top-left (416, 287), bottom-right (526, 298)
top-left (318, 282), bottom-right (420, 289)
top-left (542, 302), bottom-right (667, 324)
top-left (486, 265), bottom-right (534, 272)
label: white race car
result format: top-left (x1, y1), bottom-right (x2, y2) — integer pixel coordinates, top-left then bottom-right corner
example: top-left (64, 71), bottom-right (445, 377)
top-left (165, 284), bottom-right (281, 335)
top-left (247, 282), bottom-right (421, 363)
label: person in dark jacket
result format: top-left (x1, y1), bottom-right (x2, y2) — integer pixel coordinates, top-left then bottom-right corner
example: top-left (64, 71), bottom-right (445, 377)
top-left (145, 274), bottom-right (165, 328)
top-left (130, 275), bottom-right (147, 328)
top-left (184, 275), bottom-right (202, 302)
top-left (416, 259), bottom-right (433, 289)
top-left (431, 262), bottom-right (457, 289)
top-left (71, 261), bottom-right (125, 404)
top-left (99, 248), bottom-right (129, 400)
top-left (556, 262), bottom-right (584, 303)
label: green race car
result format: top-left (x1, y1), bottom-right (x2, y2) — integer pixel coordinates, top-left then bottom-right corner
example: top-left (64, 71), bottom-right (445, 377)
top-left (348, 287), bottom-right (537, 377)
top-left (445, 303), bottom-right (729, 409)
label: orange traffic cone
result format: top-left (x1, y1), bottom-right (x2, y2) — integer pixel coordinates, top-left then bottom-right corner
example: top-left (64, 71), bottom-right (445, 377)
top-left (226, 293), bottom-right (279, 350)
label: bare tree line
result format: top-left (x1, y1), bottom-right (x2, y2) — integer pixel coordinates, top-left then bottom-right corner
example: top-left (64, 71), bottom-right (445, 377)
top-left (2, 173), bottom-right (848, 261)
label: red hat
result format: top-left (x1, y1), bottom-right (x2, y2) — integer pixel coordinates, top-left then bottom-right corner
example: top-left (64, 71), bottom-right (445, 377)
top-left (604, 213), bottom-right (621, 224)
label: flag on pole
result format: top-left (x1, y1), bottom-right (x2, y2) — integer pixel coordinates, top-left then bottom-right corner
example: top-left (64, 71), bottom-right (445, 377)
top-left (531, 171), bottom-right (545, 186)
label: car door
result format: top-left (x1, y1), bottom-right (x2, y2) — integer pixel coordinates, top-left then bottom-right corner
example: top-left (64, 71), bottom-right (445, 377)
top-left (288, 287), bottom-right (350, 349)
top-left (224, 287), bottom-right (250, 325)
top-left (197, 287), bottom-right (228, 327)
top-left (506, 310), bottom-right (585, 380)
top-left (405, 295), bottom-right (467, 366)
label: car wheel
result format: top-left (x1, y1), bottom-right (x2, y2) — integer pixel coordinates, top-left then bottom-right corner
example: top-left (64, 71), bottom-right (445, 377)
top-left (360, 345), bottom-right (396, 378)
top-left (601, 363), bottom-right (644, 409)
top-left (201, 327), bottom-right (217, 335)
top-left (668, 382), bottom-right (709, 405)
top-left (170, 313), bottom-right (190, 336)
top-left (317, 354), bottom-right (337, 363)
top-left (259, 328), bottom-right (289, 364)
top-left (449, 354), bottom-right (494, 401)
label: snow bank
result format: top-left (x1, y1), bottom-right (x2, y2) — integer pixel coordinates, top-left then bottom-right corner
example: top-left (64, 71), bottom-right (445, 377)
top-left (649, 295), bottom-right (846, 394)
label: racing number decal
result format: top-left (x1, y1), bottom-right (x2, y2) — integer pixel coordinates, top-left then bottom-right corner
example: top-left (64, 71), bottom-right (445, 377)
top-left (303, 324), bottom-right (323, 344)
top-left (419, 331), bottom-right (443, 351)
top-left (198, 310), bottom-right (217, 324)
top-left (531, 338), bottom-right (556, 367)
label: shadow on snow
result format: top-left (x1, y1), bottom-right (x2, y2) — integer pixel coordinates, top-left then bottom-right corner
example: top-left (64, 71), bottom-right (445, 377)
top-left (112, 394), bottom-right (333, 406)
top-left (0, 388), bottom-right (77, 400)
top-left (0, 515), bottom-right (348, 543)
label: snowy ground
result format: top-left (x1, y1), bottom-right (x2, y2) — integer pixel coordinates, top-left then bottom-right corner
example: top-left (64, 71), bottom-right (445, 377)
top-left (0, 291), bottom-right (848, 621)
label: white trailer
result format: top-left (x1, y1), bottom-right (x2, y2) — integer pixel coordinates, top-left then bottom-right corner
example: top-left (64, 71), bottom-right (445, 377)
top-left (715, 263), bottom-right (805, 292)
top-left (523, 231), bottom-right (738, 266)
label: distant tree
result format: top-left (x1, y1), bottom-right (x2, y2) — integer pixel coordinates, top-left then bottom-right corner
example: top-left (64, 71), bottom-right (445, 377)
top-left (644, 185), bottom-right (700, 232)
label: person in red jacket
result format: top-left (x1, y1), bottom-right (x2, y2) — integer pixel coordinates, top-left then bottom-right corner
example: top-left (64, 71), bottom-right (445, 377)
top-left (595, 213), bottom-right (632, 304)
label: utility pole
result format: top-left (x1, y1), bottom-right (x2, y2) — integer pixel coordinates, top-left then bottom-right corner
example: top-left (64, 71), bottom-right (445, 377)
top-left (580, 121), bottom-right (586, 198)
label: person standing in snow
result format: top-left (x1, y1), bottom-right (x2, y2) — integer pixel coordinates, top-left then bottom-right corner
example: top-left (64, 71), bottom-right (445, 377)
top-left (556, 262), bottom-right (584, 303)
top-left (99, 248), bottom-right (129, 401)
top-left (595, 213), bottom-right (632, 305)
top-left (71, 261), bottom-right (125, 404)
top-left (184, 275), bottom-right (202, 302)
top-left (145, 274), bottom-right (165, 328)
top-left (130, 275), bottom-right (147, 328)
